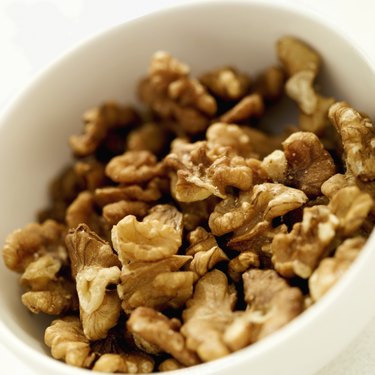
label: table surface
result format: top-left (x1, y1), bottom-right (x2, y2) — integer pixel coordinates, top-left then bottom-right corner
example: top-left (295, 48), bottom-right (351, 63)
top-left (0, 0), bottom-right (375, 374)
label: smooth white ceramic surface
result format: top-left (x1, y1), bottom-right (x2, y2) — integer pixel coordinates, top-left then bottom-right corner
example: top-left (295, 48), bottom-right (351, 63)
top-left (1, 1), bottom-right (375, 375)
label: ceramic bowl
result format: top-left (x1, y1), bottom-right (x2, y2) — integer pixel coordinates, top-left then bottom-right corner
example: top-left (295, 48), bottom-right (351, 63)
top-left (1, 1), bottom-right (375, 374)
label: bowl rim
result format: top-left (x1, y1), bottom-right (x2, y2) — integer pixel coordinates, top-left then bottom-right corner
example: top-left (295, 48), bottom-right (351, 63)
top-left (0, 1), bottom-right (375, 374)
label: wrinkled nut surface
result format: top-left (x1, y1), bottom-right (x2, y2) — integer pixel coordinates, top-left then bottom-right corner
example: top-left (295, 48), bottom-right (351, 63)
top-left (112, 204), bottom-right (183, 263)
top-left (272, 205), bottom-right (339, 278)
top-left (118, 255), bottom-right (193, 313)
top-left (199, 66), bottom-right (250, 100)
top-left (309, 237), bottom-right (365, 301)
top-left (69, 102), bottom-right (138, 157)
top-left (329, 101), bottom-right (375, 181)
top-left (182, 270), bottom-right (237, 362)
top-left (128, 307), bottom-right (199, 366)
top-left (2, 39), bottom-right (375, 373)
top-left (2, 219), bottom-right (66, 273)
top-left (283, 131), bottom-right (336, 196)
top-left (44, 316), bottom-right (95, 368)
top-left (66, 224), bottom-right (121, 340)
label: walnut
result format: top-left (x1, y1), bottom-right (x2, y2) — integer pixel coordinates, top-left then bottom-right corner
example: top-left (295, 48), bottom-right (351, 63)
top-left (220, 94), bottom-right (264, 123)
top-left (283, 131), bottom-right (336, 196)
top-left (178, 196), bottom-right (218, 231)
top-left (127, 307), bottom-right (199, 366)
top-left (93, 353), bottom-right (154, 373)
top-left (126, 122), bottom-right (170, 155)
top-left (277, 36), bottom-right (321, 77)
top-left (186, 227), bottom-right (228, 277)
top-left (158, 358), bottom-right (185, 372)
top-left (111, 204), bottom-right (183, 263)
top-left (117, 255), bottom-right (193, 313)
top-left (102, 200), bottom-right (150, 226)
top-left (223, 270), bottom-right (303, 350)
top-left (321, 173), bottom-right (349, 199)
top-left (209, 183), bottom-right (307, 238)
top-left (309, 237), bottom-right (366, 301)
top-left (139, 51), bottom-right (217, 134)
top-left (69, 102), bottom-right (139, 157)
top-left (328, 186), bottom-right (373, 237)
top-left (299, 95), bottom-right (335, 135)
top-left (199, 66), bottom-right (250, 100)
top-left (74, 158), bottom-right (108, 191)
top-left (261, 150), bottom-right (288, 183)
top-left (228, 251), bottom-right (260, 282)
top-left (20, 254), bottom-right (77, 315)
top-left (94, 178), bottom-right (163, 206)
top-left (44, 316), bottom-right (95, 368)
top-left (65, 224), bottom-right (121, 340)
top-left (65, 191), bottom-right (106, 237)
top-left (253, 65), bottom-right (285, 102)
top-left (2, 219), bottom-right (66, 273)
top-left (272, 205), bottom-right (340, 278)
top-left (105, 150), bottom-right (164, 185)
top-left (206, 122), bottom-right (257, 158)
top-left (166, 140), bottom-right (254, 201)
top-left (181, 270), bottom-right (236, 362)
top-left (329, 101), bottom-right (375, 181)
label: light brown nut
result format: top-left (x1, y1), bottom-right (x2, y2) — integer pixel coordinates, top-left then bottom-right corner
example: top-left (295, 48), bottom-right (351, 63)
top-left (224, 269), bottom-right (303, 351)
top-left (158, 358), bottom-right (185, 372)
top-left (329, 102), bottom-right (375, 181)
top-left (2, 219), bottom-right (66, 273)
top-left (139, 51), bottom-right (217, 134)
top-left (206, 123), bottom-right (256, 158)
top-left (94, 178), bottom-right (163, 206)
top-left (20, 254), bottom-right (77, 315)
top-left (93, 353), bottom-right (154, 373)
top-left (285, 70), bottom-right (317, 115)
top-left (277, 36), bottom-right (321, 77)
top-left (105, 150), bottom-right (164, 185)
top-left (117, 255), bottom-right (193, 313)
top-left (321, 173), bottom-right (349, 199)
top-left (181, 270), bottom-right (236, 362)
top-left (242, 269), bottom-right (303, 339)
top-left (74, 158), bottom-right (108, 192)
top-left (209, 183), bottom-right (307, 237)
top-left (220, 94), bottom-right (264, 123)
top-left (199, 66), bottom-right (250, 100)
top-left (69, 102), bottom-right (139, 157)
top-left (228, 251), bottom-right (260, 282)
top-left (178, 196), bottom-right (218, 231)
top-left (261, 150), bottom-right (288, 183)
top-left (111, 204), bottom-right (183, 263)
top-left (283, 131), bottom-right (336, 196)
top-left (253, 65), bottom-right (285, 102)
top-left (299, 95), bottom-right (335, 135)
top-left (166, 140), bottom-right (253, 201)
top-left (65, 191), bottom-right (105, 237)
top-left (128, 307), bottom-right (199, 366)
top-left (186, 227), bottom-right (228, 277)
top-left (271, 205), bottom-right (340, 278)
top-left (44, 316), bottom-right (95, 368)
top-left (103, 200), bottom-right (150, 226)
top-left (309, 237), bottom-right (366, 301)
top-left (126, 122), bottom-right (170, 155)
top-left (65, 224), bottom-right (121, 340)
top-left (328, 186), bottom-right (373, 236)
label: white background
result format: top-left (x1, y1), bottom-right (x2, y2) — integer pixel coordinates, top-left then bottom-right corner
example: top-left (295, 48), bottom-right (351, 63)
top-left (0, 0), bottom-right (375, 374)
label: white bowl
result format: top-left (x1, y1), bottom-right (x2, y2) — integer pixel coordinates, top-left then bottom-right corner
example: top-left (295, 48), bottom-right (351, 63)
top-left (1, 1), bottom-right (375, 374)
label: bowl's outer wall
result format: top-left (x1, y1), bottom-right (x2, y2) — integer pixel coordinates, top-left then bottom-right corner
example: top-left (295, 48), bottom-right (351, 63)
top-left (1, 2), bottom-right (375, 375)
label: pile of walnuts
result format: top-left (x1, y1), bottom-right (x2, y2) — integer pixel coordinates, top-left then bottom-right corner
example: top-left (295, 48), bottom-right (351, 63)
top-left (2, 36), bottom-right (375, 373)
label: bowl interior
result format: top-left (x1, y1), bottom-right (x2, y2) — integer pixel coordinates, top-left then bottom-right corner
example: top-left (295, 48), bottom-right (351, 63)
top-left (1, 1), bottom-right (375, 374)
